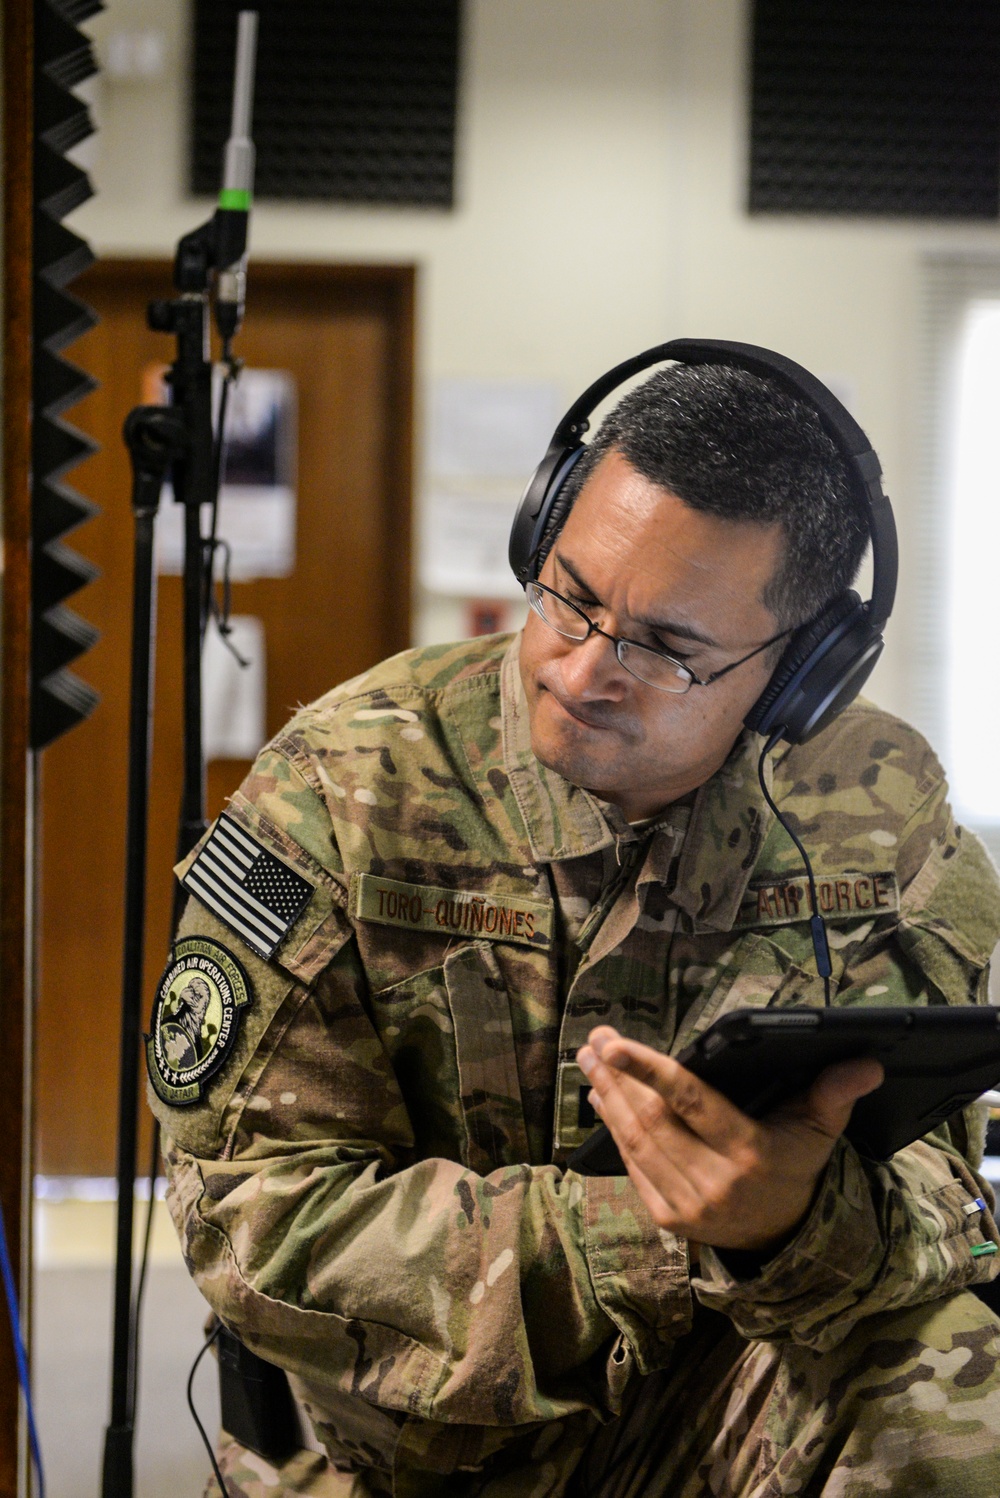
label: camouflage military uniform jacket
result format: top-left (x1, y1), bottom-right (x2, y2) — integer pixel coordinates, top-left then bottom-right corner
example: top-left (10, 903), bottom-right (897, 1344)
top-left (150, 633), bottom-right (1000, 1496)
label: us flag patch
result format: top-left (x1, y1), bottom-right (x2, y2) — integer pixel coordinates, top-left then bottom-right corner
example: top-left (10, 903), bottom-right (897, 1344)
top-left (182, 814), bottom-right (314, 959)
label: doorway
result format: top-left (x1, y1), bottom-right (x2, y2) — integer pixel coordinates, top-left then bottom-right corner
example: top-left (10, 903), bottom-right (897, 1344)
top-left (36, 259), bottom-right (415, 1175)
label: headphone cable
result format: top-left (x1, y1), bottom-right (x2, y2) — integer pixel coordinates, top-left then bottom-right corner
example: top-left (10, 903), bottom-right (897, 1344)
top-left (0, 1194), bottom-right (45, 1498)
top-left (188, 1319), bottom-right (230, 1496)
top-left (757, 732), bottom-right (832, 1007)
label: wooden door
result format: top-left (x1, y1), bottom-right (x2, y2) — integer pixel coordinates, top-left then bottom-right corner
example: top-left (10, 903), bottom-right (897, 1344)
top-left (36, 260), bottom-right (414, 1175)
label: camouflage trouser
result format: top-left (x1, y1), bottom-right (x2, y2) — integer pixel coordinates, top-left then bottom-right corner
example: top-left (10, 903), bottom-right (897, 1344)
top-left (206, 1291), bottom-right (1000, 1498)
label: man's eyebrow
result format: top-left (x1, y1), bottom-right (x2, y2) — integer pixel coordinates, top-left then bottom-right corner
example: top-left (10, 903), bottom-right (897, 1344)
top-left (554, 550), bottom-right (719, 649)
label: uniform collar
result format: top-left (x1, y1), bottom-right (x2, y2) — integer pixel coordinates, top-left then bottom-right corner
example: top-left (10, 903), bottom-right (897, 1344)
top-left (500, 634), bottom-right (776, 927)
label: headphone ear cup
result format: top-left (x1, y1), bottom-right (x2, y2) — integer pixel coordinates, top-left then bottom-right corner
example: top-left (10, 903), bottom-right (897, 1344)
top-left (530, 475), bottom-right (579, 579)
top-left (508, 446), bottom-right (586, 583)
top-left (746, 591), bottom-right (882, 744)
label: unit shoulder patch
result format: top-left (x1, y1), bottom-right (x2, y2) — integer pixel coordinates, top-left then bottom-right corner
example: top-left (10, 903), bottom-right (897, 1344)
top-left (146, 936), bottom-right (253, 1106)
top-left (735, 871), bottom-right (900, 930)
top-left (180, 812), bottom-right (314, 960)
top-left (351, 873), bottom-right (554, 949)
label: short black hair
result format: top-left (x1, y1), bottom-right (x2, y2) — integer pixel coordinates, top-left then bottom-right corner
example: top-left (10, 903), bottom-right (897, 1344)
top-left (559, 363), bottom-right (869, 630)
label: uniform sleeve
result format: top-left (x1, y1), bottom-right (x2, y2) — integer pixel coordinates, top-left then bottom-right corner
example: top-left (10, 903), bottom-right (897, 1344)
top-left (694, 779), bottom-right (1000, 1351)
top-left (151, 748), bottom-right (692, 1463)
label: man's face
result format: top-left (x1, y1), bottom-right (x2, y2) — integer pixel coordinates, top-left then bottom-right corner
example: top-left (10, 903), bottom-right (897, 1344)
top-left (519, 449), bottom-right (786, 821)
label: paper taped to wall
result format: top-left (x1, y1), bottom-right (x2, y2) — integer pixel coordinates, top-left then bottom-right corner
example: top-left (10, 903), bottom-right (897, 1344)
top-left (202, 615), bottom-right (266, 762)
top-left (420, 488), bottom-right (527, 598)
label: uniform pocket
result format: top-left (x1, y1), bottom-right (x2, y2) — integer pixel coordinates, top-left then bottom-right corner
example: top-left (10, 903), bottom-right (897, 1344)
top-left (369, 962), bottom-right (465, 1163)
top-left (369, 942), bottom-right (530, 1173)
top-left (444, 941), bottom-right (530, 1172)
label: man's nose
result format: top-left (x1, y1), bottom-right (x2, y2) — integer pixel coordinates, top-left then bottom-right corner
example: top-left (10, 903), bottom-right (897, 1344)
top-left (557, 628), bottom-right (628, 699)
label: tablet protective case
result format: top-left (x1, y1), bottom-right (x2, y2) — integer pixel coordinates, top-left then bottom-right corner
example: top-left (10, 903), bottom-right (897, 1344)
top-left (569, 1005), bottom-right (1000, 1172)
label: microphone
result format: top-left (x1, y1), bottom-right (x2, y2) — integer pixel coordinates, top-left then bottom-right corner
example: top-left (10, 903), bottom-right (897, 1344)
top-left (214, 10), bottom-right (258, 346)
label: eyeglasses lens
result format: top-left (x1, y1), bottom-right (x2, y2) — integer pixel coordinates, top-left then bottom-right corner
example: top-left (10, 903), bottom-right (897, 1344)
top-left (526, 583), bottom-right (692, 695)
top-left (529, 586), bottom-right (589, 639)
top-left (617, 641), bottom-right (691, 694)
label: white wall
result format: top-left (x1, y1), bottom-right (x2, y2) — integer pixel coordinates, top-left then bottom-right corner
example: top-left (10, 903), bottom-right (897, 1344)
top-left (71, 0), bottom-right (1000, 722)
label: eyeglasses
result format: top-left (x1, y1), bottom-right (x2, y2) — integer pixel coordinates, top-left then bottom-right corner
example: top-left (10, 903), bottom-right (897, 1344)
top-left (525, 579), bottom-right (792, 695)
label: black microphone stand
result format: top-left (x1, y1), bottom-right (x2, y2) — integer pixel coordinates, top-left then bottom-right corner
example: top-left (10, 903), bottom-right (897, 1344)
top-left (101, 15), bottom-right (257, 1496)
top-left (101, 223), bottom-right (218, 1498)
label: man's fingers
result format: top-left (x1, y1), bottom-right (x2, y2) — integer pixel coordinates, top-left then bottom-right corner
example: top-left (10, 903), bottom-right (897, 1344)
top-left (615, 1147), bottom-right (690, 1232)
top-left (797, 1057), bottom-right (884, 1138)
top-left (579, 1043), bottom-right (675, 1142)
top-left (586, 1028), bottom-right (754, 1155)
top-left (582, 1064), bottom-right (703, 1224)
top-left (588, 1027), bottom-right (668, 1091)
top-left (584, 1098), bottom-right (689, 1229)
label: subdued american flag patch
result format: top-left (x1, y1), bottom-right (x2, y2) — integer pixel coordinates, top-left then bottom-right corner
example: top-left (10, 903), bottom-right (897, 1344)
top-left (181, 813), bottom-right (314, 960)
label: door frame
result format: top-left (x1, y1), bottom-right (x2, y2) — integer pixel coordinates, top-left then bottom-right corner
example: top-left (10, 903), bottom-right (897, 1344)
top-left (1, 0), bottom-right (34, 1486)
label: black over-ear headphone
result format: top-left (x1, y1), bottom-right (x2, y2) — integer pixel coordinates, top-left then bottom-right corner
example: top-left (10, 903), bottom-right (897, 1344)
top-left (508, 338), bottom-right (898, 746)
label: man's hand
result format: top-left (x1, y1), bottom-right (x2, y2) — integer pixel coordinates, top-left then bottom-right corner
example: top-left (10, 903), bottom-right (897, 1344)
top-left (577, 1025), bottom-right (883, 1256)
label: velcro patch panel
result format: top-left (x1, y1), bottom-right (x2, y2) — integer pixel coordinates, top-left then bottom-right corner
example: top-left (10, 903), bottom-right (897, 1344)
top-left (181, 813), bottom-right (314, 960)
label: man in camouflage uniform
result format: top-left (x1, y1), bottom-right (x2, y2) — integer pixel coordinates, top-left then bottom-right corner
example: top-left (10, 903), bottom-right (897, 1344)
top-left (148, 364), bottom-right (1000, 1496)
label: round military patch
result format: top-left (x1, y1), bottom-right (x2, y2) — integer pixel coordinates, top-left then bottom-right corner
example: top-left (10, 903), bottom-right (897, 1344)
top-left (146, 936), bottom-right (252, 1106)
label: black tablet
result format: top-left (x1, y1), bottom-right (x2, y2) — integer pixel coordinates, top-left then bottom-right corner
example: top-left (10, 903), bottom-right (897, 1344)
top-left (568, 1005), bottom-right (1000, 1173)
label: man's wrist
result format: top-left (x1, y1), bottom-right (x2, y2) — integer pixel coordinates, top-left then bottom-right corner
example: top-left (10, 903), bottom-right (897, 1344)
top-left (697, 1167), bottom-right (833, 1281)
